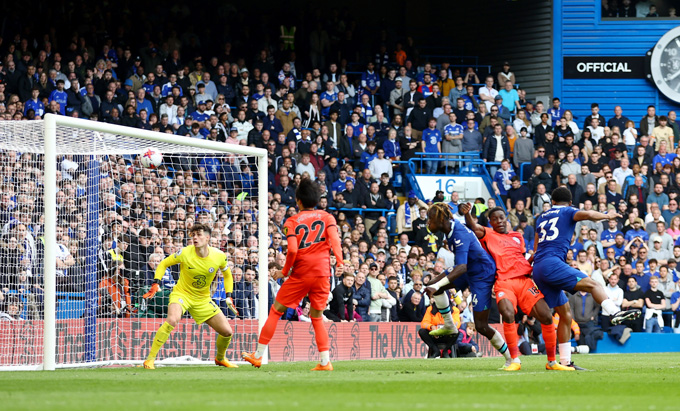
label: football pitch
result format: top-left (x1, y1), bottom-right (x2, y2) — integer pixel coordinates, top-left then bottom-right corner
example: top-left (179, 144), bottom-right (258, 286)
top-left (1, 353), bottom-right (678, 410)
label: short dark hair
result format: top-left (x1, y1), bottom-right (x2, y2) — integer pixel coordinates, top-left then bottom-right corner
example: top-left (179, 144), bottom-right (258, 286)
top-left (296, 177), bottom-right (320, 208)
top-left (190, 223), bottom-right (212, 237)
top-left (551, 186), bottom-right (572, 204)
top-left (488, 207), bottom-right (505, 219)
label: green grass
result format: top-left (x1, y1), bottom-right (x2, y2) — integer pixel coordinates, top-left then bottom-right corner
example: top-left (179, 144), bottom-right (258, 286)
top-left (1, 354), bottom-right (679, 410)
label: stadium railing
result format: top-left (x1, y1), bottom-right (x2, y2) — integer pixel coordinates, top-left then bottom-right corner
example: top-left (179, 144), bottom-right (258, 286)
top-left (328, 207), bottom-right (397, 234)
top-left (410, 153), bottom-right (505, 210)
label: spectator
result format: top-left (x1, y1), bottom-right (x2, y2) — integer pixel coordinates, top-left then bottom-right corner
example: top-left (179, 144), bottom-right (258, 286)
top-left (367, 263), bottom-right (392, 322)
top-left (506, 176), bottom-right (531, 210)
top-left (492, 159), bottom-right (515, 204)
top-left (0, 294), bottom-right (23, 321)
top-left (568, 290), bottom-right (603, 353)
top-left (483, 125), bottom-right (511, 175)
top-left (657, 265), bottom-right (675, 309)
top-left (508, 200), bottom-right (533, 227)
top-left (644, 276), bottom-right (666, 333)
top-left (462, 118), bottom-right (483, 154)
top-left (368, 148), bottom-right (392, 180)
top-left (396, 192), bottom-right (428, 240)
top-left (419, 299), bottom-right (459, 358)
top-left (399, 291), bottom-right (424, 322)
top-left (455, 322), bottom-right (480, 357)
top-left (622, 276), bottom-right (645, 332)
top-left (326, 273), bottom-right (355, 322)
top-left (353, 272), bottom-right (371, 321)
top-left (640, 105), bottom-right (660, 143)
top-left (602, 272), bottom-right (624, 330)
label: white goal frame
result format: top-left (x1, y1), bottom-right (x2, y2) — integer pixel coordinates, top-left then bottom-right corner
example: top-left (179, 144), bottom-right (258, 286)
top-left (34, 113), bottom-right (269, 370)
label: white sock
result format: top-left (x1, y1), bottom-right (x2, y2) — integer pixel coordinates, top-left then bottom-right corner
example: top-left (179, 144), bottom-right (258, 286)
top-left (433, 293), bottom-right (455, 329)
top-left (490, 329), bottom-right (511, 361)
top-left (601, 299), bottom-right (619, 316)
top-left (559, 342), bottom-right (572, 366)
top-left (320, 350), bottom-right (330, 366)
top-left (254, 343), bottom-right (267, 359)
top-left (432, 276), bottom-right (450, 291)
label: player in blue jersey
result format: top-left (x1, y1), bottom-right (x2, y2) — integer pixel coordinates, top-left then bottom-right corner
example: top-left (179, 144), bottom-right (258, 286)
top-left (533, 187), bottom-right (641, 370)
top-left (424, 203), bottom-right (514, 368)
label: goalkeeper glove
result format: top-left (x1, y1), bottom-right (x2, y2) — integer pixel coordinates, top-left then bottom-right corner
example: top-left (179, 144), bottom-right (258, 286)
top-left (225, 293), bottom-right (239, 316)
top-left (143, 280), bottom-right (160, 299)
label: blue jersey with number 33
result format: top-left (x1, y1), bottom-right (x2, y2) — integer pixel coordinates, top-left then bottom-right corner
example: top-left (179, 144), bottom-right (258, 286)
top-left (533, 205), bottom-right (579, 263)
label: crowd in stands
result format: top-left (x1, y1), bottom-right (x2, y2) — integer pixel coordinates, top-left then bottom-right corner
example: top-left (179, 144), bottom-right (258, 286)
top-left (0, 7), bottom-right (678, 357)
top-left (601, 0), bottom-right (676, 18)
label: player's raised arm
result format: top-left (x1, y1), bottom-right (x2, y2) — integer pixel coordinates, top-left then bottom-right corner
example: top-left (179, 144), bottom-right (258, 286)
top-left (574, 208), bottom-right (621, 222)
top-left (143, 251), bottom-right (181, 299)
top-left (459, 202), bottom-right (485, 239)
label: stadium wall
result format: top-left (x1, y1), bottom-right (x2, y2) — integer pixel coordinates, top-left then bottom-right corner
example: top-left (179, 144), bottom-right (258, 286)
top-left (0, 319), bottom-right (503, 365)
top-left (553, 0), bottom-right (680, 123)
top-left (3, 320), bottom-right (679, 365)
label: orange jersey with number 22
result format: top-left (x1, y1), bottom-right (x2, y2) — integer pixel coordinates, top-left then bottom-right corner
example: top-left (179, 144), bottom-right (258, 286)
top-left (282, 210), bottom-right (342, 277)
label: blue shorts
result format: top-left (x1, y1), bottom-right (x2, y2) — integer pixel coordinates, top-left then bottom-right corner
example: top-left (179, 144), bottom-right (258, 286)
top-left (533, 258), bottom-right (587, 308)
top-left (452, 268), bottom-right (495, 313)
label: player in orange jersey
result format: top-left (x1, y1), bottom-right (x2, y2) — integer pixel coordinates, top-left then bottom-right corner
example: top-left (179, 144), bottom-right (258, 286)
top-left (243, 178), bottom-right (344, 371)
top-left (458, 202), bottom-right (573, 371)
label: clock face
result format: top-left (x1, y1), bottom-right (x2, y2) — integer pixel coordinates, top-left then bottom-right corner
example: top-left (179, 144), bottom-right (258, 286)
top-left (650, 27), bottom-right (680, 103)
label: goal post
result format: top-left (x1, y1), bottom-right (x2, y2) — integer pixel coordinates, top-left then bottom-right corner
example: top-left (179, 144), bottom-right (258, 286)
top-left (0, 114), bottom-right (269, 370)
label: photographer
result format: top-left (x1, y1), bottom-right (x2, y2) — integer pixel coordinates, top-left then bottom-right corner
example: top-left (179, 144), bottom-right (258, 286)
top-left (98, 253), bottom-right (132, 318)
top-left (518, 315), bottom-right (545, 356)
top-left (419, 298), bottom-right (459, 358)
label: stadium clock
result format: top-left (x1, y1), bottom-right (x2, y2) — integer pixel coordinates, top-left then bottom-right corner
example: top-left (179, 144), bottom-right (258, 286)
top-left (649, 26), bottom-right (680, 103)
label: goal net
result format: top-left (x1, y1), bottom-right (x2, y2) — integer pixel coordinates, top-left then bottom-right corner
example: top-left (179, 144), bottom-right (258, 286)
top-left (0, 114), bottom-right (268, 370)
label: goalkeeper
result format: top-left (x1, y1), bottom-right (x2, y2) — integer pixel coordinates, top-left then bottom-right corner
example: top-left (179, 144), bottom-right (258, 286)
top-left (142, 223), bottom-right (239, 369)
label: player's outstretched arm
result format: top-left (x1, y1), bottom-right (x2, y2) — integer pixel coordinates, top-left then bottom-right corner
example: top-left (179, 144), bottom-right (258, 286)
top-left (459, 202), bottom-right (484, 239)
top-left (574, 209), bottom-right (621, 222)
top-left (143, 253), bottom-right (179, 299)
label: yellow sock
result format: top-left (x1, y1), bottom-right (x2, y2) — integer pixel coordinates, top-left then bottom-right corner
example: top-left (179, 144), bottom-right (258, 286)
top-left (215, 334), bottom-right (232, 361)
top-left (147, 322), bottom-right (175, 361)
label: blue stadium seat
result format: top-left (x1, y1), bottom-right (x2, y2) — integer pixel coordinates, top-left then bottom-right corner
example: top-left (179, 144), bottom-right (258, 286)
top-left (56, 293), bottom-right (87, 320)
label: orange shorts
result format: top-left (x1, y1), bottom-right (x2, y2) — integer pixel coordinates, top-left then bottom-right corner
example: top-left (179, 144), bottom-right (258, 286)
top-left (495, 276), bottom-right (544, 315)
top-left (275, 274), bottom-right (330, 311)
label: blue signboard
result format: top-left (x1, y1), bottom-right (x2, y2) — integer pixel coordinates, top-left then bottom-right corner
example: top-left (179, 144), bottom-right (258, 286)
top-left (554, 0), bottom-right (680, 124)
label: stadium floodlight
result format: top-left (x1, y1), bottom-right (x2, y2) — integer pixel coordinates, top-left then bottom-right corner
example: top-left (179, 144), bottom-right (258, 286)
top-left (0, 114), bottom-right (268, 370)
